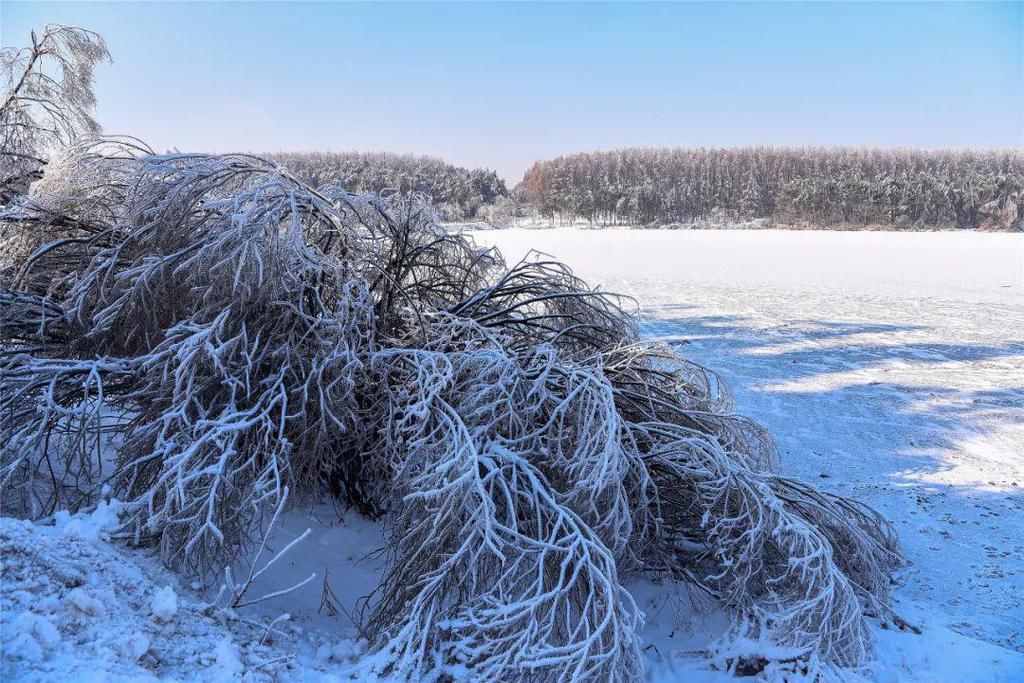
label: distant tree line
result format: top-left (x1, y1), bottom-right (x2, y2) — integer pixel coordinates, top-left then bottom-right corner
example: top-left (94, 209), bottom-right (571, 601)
top-left (519, 147), bottom-right (1024, 230)
top-left (268, 151), bottom-right (507, 220)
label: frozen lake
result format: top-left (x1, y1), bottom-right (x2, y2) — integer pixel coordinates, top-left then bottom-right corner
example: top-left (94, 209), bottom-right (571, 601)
top-left (471, 228), bottom-right (1024, 679)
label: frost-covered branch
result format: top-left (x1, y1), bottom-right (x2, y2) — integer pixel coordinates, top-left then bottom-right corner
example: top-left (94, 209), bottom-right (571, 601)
top-left (1, 25), bottom-right (109, 201)
top-left (0, 140), bottom-right (904, 680)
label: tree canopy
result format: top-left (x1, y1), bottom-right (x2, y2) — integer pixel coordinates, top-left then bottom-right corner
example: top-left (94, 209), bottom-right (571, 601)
top-left (520, 147), bottom-right (1024, 230)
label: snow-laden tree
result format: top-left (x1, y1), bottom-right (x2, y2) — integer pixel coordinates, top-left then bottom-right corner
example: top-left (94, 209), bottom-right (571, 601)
top-left (1, 25), bottom-right (109, 201)
top-left (267, 150), bottom-right (508, 221)
top-left (2, 140), bottom-right (905, 679)
top-left (1, 24), bottom-right (907, 682)
top-left (519, 147), bottom-right (1024, 230)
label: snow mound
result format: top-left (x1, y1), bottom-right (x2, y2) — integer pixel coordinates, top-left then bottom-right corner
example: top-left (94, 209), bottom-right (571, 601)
top-left (0, 515), bottom-right (352, 681)
top-left (0, 516), bottom-right (208, 680)
top-left (150, 586), bottom-right (178, 623)
top-left (52, 498), bottom-right (123, 543)
top-left (0, 510), bottom-right (398, 682)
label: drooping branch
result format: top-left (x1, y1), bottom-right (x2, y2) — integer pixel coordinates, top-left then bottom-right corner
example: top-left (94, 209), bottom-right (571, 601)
top-left (0, 141), bottom-right (904, 681)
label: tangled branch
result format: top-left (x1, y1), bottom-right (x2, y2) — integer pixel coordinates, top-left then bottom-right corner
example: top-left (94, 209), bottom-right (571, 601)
top-left (0, 141), bottom-right (903, 680)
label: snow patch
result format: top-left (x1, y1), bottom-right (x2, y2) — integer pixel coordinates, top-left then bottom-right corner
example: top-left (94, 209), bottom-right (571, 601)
top-left (67, 587), bottom-right (103, 616)
top-left (53, 498), bottom-right (123, 542)
top-left (150, 586), bottom-right (178, 622)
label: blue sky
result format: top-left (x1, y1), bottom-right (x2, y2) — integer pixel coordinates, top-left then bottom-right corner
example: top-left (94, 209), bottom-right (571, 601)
top-left (2, 1), bottom-right (1021, 182)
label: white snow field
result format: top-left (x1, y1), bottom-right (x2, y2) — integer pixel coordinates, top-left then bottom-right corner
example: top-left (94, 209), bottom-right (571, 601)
top-left (2, 229), bottom-right (1022, 682)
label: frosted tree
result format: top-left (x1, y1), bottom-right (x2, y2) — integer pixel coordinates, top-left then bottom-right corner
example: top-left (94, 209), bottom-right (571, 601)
top-left (517, 147), bottom-right (1023, 229)
top-left (267, 150), bottom-right (508, 220)
top-left (2, 141), bottom-right (906, 679)
top-left (1, 25), bottom-right (109, 201)
top-left (1, 24), bottom-right (912, 682)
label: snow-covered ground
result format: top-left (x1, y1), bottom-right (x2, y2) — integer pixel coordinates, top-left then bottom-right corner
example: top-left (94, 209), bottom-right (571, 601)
top-left (3, 229), bottom-right (1022, 682)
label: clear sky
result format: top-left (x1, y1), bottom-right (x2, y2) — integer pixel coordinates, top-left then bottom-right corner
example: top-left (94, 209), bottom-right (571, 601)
top-left (2, 1), bottom-right (1021, 182)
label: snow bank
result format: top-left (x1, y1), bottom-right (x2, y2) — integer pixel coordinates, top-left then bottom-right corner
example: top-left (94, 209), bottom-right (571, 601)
top-left (0, 503), bottom-right (404, 682)
top-left (0, 511), bottom-right (378, 682)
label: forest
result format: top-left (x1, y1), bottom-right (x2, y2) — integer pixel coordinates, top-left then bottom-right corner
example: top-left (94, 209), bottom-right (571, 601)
top-left (265, 148), bottom-right (1024, 231)
top-left (518, 147), bottom-right (1024, 230)
top-left (267, 150), bottom-right (507, 221)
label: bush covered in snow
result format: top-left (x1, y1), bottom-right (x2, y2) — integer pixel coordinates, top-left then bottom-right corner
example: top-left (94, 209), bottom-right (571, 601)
top-left (1, 24), bottom-right (906, 682)
top-left (0, 139), bottom-right (907, 679)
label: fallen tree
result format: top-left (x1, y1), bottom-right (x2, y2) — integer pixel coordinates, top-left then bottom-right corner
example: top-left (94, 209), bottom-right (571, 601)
top-left (1, 140), bottom-right (903, 680)
top-left (1, 22), bottom-right (904, 682)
